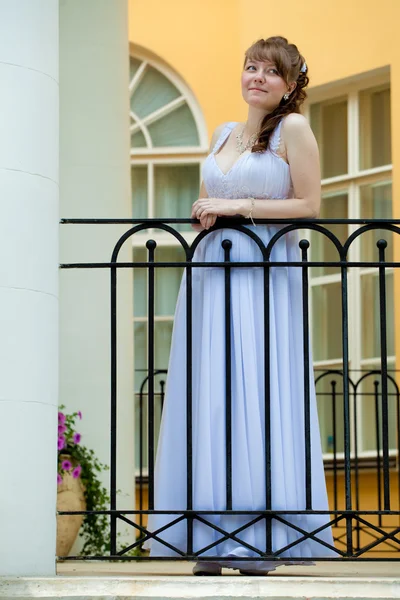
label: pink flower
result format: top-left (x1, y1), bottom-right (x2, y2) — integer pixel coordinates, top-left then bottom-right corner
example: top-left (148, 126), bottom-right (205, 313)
top-left (77, 411), bottom-right (82, 420)
top-left (58, 435), bottom-right (65, 450)
top-left (58, 412), bottom-right (66, 424)
top-left (58, 424), bottom-right (66, 434)
top-left (57, 473), bottom-right (63, 485)
top-left (73, 432), bottom-right (81, 444)
top-left (72, 465), bottom-right (82, 479)
top-left (62, 460), bottom-right (72, 471)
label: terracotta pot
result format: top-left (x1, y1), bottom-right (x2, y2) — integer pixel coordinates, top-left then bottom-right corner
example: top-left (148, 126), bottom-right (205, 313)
top-left (56, 470), bottom-right (86, 558)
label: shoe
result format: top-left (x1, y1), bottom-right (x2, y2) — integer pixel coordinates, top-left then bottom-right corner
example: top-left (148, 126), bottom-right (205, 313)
top-left (193, 561), bottom-right (222, 576)
top-left (239, 569), bottom-right (270, 576)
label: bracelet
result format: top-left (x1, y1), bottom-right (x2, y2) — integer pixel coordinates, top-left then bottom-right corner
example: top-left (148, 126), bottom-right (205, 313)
top-left (246, 197), bottom-right (256, 226)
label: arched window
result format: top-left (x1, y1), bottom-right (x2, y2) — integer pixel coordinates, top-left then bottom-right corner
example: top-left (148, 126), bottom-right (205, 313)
top-left (130, 55), bottom-right (208, 153)
top-left (129, 53), bottom-right (208, 223)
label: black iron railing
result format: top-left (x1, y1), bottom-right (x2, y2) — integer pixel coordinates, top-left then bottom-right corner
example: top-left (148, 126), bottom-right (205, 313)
top-left (59, 217), bottom-right (400, 561)
top-left (135, 368), bottom-right (400, 556)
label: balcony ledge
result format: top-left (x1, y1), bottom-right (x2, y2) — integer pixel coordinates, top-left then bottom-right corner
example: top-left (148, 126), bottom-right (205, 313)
top-left (1, 561), bottom-right (399, 600)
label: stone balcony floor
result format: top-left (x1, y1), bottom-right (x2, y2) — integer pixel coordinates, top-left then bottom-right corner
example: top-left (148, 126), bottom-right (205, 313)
top-left (58, 559), bottom-right (398, 578)
top-left (1, 561), bottom-right (399, 599)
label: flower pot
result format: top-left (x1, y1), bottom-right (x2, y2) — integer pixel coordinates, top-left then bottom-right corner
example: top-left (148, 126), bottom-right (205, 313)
top-left (56, 471), bottom-right (86, 558)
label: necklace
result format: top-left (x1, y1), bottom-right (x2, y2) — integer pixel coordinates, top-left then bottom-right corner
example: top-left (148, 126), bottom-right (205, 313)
top-left (235, 125), bottom-right (258, 154)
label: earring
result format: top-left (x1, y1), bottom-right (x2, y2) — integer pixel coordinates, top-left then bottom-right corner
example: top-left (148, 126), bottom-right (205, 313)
top-left (283, 93), bottom-right (290, 101)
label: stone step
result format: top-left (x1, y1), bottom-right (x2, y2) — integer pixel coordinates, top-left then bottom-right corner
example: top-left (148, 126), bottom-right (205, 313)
top-left (1, 574), bottom-right (400, 600)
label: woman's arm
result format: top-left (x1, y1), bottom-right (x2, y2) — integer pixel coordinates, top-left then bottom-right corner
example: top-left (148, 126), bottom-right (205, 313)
top-left (191, 180), bottom-right (211, 232)
top-left (192, 123), bottom-right (228, 231)
top-left (192, 114), bottom-right (321, 223)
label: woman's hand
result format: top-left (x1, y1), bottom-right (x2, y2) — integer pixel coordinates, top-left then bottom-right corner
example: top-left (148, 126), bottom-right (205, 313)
top-left (190, 215), bottom-right (217, 231)
top-left (190, 214), bottom-right (217, 231)
top-left (191, 198), bottom-right (243, 229)
top-left (200, 214), bottom-right (217, 230)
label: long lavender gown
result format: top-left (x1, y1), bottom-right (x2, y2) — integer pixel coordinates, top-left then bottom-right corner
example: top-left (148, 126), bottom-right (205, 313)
top-left (143, 118), bottom-right (337, 571)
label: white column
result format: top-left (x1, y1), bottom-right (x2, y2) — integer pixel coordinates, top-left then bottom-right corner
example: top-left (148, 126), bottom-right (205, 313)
top-left (0, 0), bottom-right (59, 576)
top-left (59, 0), bottom-right (134, 554)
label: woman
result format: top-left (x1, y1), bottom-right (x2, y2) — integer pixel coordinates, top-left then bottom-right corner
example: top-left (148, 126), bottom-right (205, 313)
top-left (143, 35), bottom-right (337, 575)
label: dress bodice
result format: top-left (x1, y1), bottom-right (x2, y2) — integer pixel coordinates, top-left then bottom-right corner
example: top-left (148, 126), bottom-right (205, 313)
top-left (201, 118), bottom-right (294, 201)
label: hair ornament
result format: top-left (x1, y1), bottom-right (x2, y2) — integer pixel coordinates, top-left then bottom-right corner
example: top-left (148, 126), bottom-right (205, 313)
top-left (300, 61), bottom-right (307, 73)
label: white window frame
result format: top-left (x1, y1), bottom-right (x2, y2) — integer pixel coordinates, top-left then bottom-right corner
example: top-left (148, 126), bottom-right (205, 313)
top-left (130, 48), bottom-right (209, 156)
top-left (303, 66), bottom-right (394, 459)
top-left (131, 156), bottom-right (204, 247)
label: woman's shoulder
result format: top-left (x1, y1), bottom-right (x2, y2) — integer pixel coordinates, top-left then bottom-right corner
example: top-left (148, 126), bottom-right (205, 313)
top-left (211, 121), bottom-right (237, 140)
top-left (271, 114), bottom-right (313, 163)
top-left (208, 121), bottom-right (238, 152)
top-left (280, 113), bottom-right (315, 152)
top-left (281, 113), bottom-right (312, 136)
top-left (279, 112), bottom-right (319, 169)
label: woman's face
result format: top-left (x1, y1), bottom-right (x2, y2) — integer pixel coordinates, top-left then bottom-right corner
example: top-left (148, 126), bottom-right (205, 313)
top-left (241, 58), bottom-right (294, 112)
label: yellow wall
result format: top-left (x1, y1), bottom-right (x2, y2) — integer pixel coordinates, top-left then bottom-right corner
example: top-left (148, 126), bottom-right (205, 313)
top-left (237, 0), bottom-right (400, 86)
top-left (325, 471), bottom-right (400, 558)
top-left (129, 0), bottom-right (242, 132)
top-left (129, 0), bottom-right (400, 141)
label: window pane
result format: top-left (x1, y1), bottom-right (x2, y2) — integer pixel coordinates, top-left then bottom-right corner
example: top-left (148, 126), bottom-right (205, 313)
top-left (149, 104), bottom-right (200, 147)
top-left (312, 282), bottom-right (342, 361)
top-left (135, 381), bottom-right (165, 471)
top-left (310, 98), bottom-right (348, 179)
top-left (134, 320), bottom-right (173, 381)
top-left (154, 247), bottom-right (185, 315)
top-left (130, 65), bottom-right (181, 119)
top-left (154, 321), bottom-right (174, 370)
top-left (359, 85), bottom-right (391, 170)
top-left (314, 367), bottom-right (345, 455)
top-left (361, 272), bottom-right (394, 359)
top-left (133, 248), bottom-right (147, 318)
top-left (133, 246), bottom-right (185, 317)
top-left (133, 312), bottom-right (175, 469)
top-left (131, 166), bottom-right (148, 219)
top-left (154, 164), bottom-right (200, 230)
top-left (358, 360), bottom-right (397, 452)
top-left (359, 181), bottom-right (392, 262)
top-left (311, 192), bottom-right (348, 277)
top-left (131, 129), bottom-right (147, 148)
top-left (135, 391), bottom-right (148, 471)
top-left (134, 321), bottom-right (147, 378)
